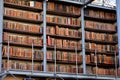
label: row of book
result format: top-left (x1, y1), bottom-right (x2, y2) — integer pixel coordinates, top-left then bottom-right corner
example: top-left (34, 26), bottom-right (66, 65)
top-left (85, 20), bottom-right (116, 31)
top-left (4, 8), bottom-right (42, 20)
top-left (46, 15), bottom-right (80, 26)
top-left (2, 46), bottom-right (43, 60)
top-left (85, 9), bottom-right (116, 20)
top-left (47, 25), bottom-right (81, 37)
top-left (3, 20), bottom-right (42, 33)
top-left (85, 31), bottom-right (117, 42)
top-left (47, 51), bottom-right (82, 63)
top-left (85, 42), bottom-right (118, 52)
top-left (2, 60), bottom-right (43, 71)
top-left (4, 0), bottom-right (42, 8)
top-left (47, 64), bottom-right (83, 73)
top-left (87, 66), bottom-right (116, 75)
top-left (47, 36), bottom-right (81, 49)
top-left (86, 54), bottom-right (118, 64)
top-left (3, 32), bottom-right (43, 46)
top-left (47, 2), bottom-right (80, 15)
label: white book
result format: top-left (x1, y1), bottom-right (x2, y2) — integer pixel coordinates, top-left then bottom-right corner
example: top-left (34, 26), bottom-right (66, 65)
top-left (30, 1), bottom-right (35, 7)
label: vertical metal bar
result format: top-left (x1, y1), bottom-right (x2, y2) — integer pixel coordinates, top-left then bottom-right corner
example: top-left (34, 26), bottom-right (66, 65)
top-left (75, 47), bottom-right (78, 80)
top-left (0, 0), bottom-right (4, 73)
top-left (115, 51), bottom-right (117, 78)
top-left (32, 41), bottom-right (34, 73)
top-left (95, 49), bottom-right (98, 76)
top-left (54, 45), bottom-right (56, 80)
top-left (81, 7), bottom-right (86, 74)
top-left (43, 0), bottom-right (47, 72)
top-left (116, 0), bottom-right (120, 68)
top-left (7, 40), bottom-right (10, 71)
top-left (102, 0), bottom-right (105, 6)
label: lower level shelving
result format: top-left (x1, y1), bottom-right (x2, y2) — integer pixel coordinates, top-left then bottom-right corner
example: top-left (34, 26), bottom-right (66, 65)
top-left (1, 70), bottom-right (119, 80)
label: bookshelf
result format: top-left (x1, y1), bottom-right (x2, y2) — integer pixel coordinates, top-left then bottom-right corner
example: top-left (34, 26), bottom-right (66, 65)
top-left (84, 6), bottom-right (118, 76)
top-left (0, 0), bottom-right (119, 80)
top-left (3, 0), bottom-right (44, 72)
top-left (46, 1), bottom-right (82, 74)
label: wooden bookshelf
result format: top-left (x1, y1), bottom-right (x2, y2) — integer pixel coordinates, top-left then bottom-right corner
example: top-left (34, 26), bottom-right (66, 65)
top-left (4, 2), bottom-right (43, 12)
top-left (85, 6), bottom-right (117, 76)
top-left (2, 56), bottom-right (43, 62)
top-left (47, 22), bottom-right (80, 29)
top-left (3, 28), bottom-right (43, 36)
top-left (85, 39), bottom-right (117, 44)
top-left (85, 27), bottom-right (116, 34)
top-left (47, 10), bottom-right (80, 18)
top-left (1, 0), bottom-right (119, 78)
top-left (86, 63), bottom-right (118, 68)
top-left (47, 34), bottom-right (81, 40)
top-left (84, 15), bottom-right (116, 23)
top-left (4, 15), bottom-right (43, 24)
top-left (47, 46), bottom-right (81, 52)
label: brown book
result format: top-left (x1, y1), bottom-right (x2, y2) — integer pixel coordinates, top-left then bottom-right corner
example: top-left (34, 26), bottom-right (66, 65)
top-left (86, 55), bottom-right (90, 64)
top-left (90, 53), bottom-right (94, 63)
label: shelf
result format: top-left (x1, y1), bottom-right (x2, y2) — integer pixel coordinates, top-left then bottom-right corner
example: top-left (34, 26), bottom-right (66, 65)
top-left (47, 33), bottom-right (81, 40)
top-left (4, 2), bottom-right (43, 12)
top-left (53, 0), bottom-right (83, 5)
top-left (3, 41), bottom-right (43, 49)
top-left (85, 49), bottom-right (118, 56)
top-left (47, 46), bottom-right (81, 52)
top-left (86, 63), bottom-right (118, 68)
top-left (2, 56), bottom-right (43, 62)
top-left (47, 59), bottom-right (82, 65)
top-left (87, 4), bottom-right (116, 11)
top-left (4, 15), bottom-right (43, 24)
top-left (3, 28), bottom-right (43, 36)
top-left (4, 70), bottom-right (118, 80)
top-left (85, 27), bottom-right (116, 34)
top-left (84, 15), bottom-right (116, 23)
top-left (47, 9), bottom-right (80, 18)
top-left (47, 22), bottom-right (81, 29)
top-left (85, 39), bottom-right (117, 45)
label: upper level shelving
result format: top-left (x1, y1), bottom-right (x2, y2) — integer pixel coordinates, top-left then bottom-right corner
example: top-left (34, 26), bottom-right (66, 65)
top-left (4, 15), bottom-right (43, 24)
top-left (4, 2), bottom-right (43, 12)
top-left (84, 8), bottom-right (116, 23)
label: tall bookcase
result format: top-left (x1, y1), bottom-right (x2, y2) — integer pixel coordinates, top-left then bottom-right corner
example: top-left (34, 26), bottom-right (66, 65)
top-left (84, 6), bottom-right (118, 75)
top-left (0, 0), bottom-right (119, 80)
top-left (3, 0), bottom-right (44, 72)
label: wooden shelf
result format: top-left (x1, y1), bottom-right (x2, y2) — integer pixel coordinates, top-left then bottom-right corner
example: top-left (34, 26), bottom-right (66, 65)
top-left (47, 22), bottom-right (81, 29)
top-left (85, 39), bottom-right (117, 44)
top-left (85, 27), bottom-right (116, 34)
top-left (4, 2), bottom-right (43, 12)
top-left (3, 28), bottom-right (43, 36)
top-left (47, 9), bottom-right (80, 18)
top-left (84, 15), bottom-right (116, 23)
top-left (47, 46), bottom-right (81, 52)
top-left (3, 41), bottom-right (43, 49)
top-left (2, 56), bottom-right (43, 62)
top-left (86, 63), bottom-right (118, 68)
top-left (47, 59), bottom-right (82, 65)
top-left (4, 15), bottom-right (43, 24)
top-left (47, 33), bottom-right (81, 40)
top-left (85, 49), bottom-right (118, 56)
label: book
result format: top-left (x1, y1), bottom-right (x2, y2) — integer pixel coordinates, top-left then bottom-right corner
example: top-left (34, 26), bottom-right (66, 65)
top-left (46, 15), bottom-right (80, 26)
top-left (4, 8), bottom-right (42, 20)
top-left (3, 32), bottom-right (43, 46)
top-left (5, 0), bottom-right (43, 9)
